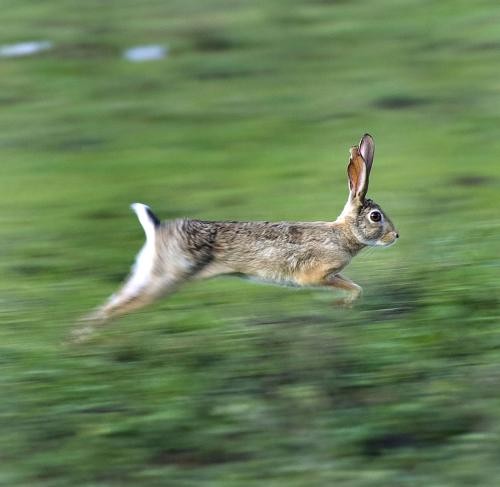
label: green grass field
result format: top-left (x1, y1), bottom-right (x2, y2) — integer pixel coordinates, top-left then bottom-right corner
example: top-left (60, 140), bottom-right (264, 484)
top-left (1, 1), bottom-right (500, 485)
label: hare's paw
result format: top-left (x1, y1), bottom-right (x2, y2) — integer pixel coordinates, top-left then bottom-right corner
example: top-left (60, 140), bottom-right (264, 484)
top-left (333, 292), bottom-right (362, 308)
top-left (333, 297), bottom-right (355, 309)
top-left (67, 324), bottom-right (95, 345)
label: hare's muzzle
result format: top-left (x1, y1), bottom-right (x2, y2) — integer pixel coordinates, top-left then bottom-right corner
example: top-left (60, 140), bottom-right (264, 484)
top-left (378, 231), bottom-right (399, 247)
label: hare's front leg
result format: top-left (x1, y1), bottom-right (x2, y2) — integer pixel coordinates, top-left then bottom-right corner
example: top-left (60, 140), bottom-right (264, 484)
top-left (325, 273), bottom-right (362, 307)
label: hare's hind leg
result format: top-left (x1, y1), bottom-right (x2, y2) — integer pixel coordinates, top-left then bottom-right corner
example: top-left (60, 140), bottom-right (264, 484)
top-left (72, 275), bottom-right (181, 343)
top-left (87, 274), bottom-right (179, 324)
top-left (71, 203), bottom-right (184, 343)
top-left (72, 283), bottom-right (179, 344)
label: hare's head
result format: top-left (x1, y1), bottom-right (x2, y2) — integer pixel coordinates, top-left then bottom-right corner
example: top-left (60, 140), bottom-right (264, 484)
top-left (338, 134), bottom-right (398, 247)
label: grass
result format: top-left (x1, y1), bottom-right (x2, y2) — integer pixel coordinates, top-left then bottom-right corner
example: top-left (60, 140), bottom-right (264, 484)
top-left (1, 0), bottom-right (500, 485)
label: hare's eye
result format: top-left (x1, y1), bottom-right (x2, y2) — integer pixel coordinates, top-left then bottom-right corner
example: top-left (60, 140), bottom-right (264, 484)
top-left (369, 210), bottom-right (382, 222)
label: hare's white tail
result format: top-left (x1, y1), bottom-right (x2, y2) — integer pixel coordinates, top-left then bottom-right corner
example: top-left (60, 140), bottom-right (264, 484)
top-left (131, 202), bottom-right (160, 242)
top-left (125, 203), bottom-right (160, 296)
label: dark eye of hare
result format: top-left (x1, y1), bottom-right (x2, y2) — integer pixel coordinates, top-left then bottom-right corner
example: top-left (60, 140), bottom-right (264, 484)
top-left (369, 210), bottom-right (382, 222)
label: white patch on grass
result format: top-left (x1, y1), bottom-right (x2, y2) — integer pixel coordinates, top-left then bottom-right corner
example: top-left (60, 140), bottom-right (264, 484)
top-left (123, 45), bottom-right (168, 62)
top-left (0, 41), bottom-right (53, 58)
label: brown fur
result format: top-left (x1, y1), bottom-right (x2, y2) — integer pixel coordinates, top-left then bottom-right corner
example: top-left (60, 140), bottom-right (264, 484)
top-left (72, 134), bottom-right (398, 342)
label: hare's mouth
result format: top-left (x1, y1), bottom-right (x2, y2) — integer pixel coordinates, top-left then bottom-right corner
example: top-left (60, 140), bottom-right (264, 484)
top-left (377, 233), bottom-right (399, 247)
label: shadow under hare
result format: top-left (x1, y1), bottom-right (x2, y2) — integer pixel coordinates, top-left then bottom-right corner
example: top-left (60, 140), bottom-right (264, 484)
top-left (73, 134), bottom-right (398, 342)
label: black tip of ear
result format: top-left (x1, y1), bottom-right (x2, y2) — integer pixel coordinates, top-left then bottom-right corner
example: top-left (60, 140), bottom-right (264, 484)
top-left (359, 133), bottom-right (375, 171)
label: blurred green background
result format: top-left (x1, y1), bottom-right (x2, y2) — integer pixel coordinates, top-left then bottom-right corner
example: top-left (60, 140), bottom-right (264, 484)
top-left (1, 0), bottom-right (500, 485)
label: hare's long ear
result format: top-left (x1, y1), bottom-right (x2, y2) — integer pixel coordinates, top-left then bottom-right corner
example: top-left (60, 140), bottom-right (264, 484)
top-left (359, 133), bottom-right (375, 177)
top-left (347, 146), bottom-right (368, 202)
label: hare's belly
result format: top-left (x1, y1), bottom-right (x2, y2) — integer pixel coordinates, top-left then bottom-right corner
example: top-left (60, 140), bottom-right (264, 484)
top-left (236, 249), bottom-right (344, 286)
top-left (202, 242), bottom-right (348, 286)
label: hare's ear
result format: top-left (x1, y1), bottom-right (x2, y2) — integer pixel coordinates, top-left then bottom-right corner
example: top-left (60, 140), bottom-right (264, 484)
top-left (359, 133), bottom-right (375, 176)
top-left (347, 146), bottom-right (368, 201)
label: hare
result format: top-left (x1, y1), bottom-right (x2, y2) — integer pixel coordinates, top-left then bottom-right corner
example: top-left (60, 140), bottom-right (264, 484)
top-left (74, 134), bottom-right (398, 341)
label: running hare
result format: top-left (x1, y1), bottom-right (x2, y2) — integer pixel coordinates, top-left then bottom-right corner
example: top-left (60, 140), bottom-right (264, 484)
top-left (75, 134), bottom-right (398, 340)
